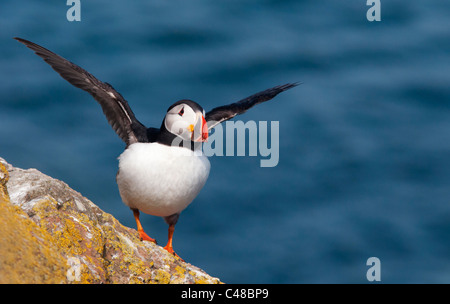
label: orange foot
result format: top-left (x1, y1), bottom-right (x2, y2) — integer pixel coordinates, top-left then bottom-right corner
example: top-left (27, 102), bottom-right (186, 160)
top-left (133, 209), bottom-right (157, 243)
top-left (138, 230), bottom-right (157, 244)
top-left (163, 245), bottom-right (184, 261)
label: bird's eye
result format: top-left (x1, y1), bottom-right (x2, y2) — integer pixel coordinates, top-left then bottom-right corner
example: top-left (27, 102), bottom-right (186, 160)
top-left (178, 107), bottom-right (184, 116)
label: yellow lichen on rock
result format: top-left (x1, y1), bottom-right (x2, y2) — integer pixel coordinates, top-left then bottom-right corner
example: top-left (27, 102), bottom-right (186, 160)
top-left (0, 157), bottom-right (221, 284)
top-left (0, 161), bottom-right (9, 203)
top-left (0, 195), bottom-right (68, 283)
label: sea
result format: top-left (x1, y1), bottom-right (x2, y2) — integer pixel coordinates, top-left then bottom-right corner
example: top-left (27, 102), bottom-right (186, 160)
top-left (0, 0), bottom-right (449, 283)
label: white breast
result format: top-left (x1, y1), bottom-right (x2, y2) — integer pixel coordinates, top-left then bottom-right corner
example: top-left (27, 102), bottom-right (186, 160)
top-left (116, 143), bottom-right (210, 217)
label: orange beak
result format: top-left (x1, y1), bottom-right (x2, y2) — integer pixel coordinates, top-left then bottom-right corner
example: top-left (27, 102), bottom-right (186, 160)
top-left (192, 115), bottom-right (208, 142)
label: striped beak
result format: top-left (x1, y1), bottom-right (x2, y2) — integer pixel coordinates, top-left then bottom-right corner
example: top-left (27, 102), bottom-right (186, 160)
top-left (191, 115), bottom-right (208, 142)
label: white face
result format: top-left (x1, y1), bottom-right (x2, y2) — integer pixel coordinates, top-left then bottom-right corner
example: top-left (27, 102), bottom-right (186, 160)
top-left (164, 103), bottom-right (205, 142)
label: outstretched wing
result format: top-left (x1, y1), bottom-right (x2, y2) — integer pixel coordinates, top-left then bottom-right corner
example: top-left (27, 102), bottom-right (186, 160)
top-left (205, 83), bottom-right (299, 130)
top-left (14, 37), bottom-right (147, 146)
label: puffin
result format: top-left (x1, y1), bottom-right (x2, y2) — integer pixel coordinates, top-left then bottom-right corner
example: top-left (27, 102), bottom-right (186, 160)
top-left (15, 37), bottom-right (297, 258)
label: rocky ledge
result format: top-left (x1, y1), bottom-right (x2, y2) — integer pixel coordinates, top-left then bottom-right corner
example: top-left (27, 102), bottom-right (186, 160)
top-left (0, 157), bottom-right (220, 284)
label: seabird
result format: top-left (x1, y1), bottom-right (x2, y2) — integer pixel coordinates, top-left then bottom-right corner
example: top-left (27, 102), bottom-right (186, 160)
top-left (15, 37), bottom-right (297, 258)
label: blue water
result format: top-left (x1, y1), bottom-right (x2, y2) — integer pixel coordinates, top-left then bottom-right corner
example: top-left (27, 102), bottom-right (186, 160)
top-left (1, 1), bottom-right (449, 283)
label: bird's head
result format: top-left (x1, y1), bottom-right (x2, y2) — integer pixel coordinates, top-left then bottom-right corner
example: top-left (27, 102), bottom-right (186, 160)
top-left (164, 99), bottom-right (208, 143)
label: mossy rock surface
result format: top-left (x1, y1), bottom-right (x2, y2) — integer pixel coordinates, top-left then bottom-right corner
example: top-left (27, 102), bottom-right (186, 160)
top-left (0, 157), bottom-right (220, 284)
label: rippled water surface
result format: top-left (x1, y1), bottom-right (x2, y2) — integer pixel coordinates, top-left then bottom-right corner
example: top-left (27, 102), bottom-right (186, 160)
top-left (1, 1), bottom-right (449, 283)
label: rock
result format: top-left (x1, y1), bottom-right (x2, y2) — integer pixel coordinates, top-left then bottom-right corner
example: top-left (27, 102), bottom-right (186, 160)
top-left (0, 157), bottom-right (221, 284)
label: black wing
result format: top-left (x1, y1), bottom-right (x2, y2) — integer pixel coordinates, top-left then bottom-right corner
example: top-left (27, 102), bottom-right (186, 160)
top-left (205, 83), bottom-right (299, 130)
top-left (14, 37), bottom-right (147, 146)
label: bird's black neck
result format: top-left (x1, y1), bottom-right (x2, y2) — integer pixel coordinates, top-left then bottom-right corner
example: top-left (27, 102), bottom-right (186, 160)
top-left (156, 125), bottom-right (199, 152)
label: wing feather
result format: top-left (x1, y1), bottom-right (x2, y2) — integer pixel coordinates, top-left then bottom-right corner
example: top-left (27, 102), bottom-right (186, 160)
top-left (205, 83), bottom-right (299, 130)
top-left (15, 37), bottom-right (147, 145)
